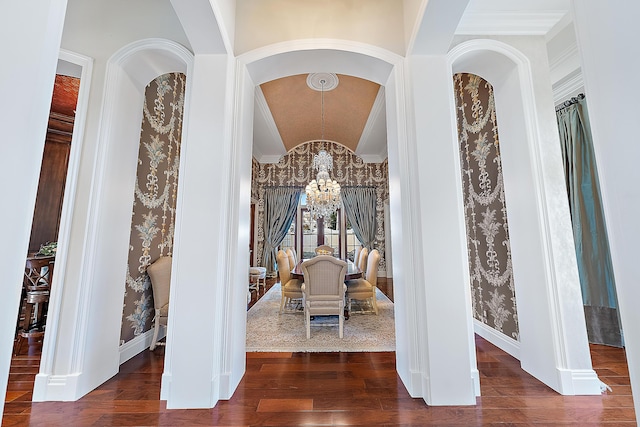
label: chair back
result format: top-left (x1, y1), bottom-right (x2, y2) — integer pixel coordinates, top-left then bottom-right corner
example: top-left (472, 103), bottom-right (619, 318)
top-left (357, 247), bottom-right (369, 274)
top-left (301, 255), bottom-right (347, 301)
top-left (24, 257), bottom-right (54, 292)
top-left (314, 245), bottom-right (334, 256)
top-left (365, 249), bottom-right (381, 287)
top-left (353, 245), bottom-right (362, 263)
top-left (276, 249), bottom-right (291, 284)
top-left (286, 248), bottom-right (297, 270)
top-left (147, 256), bottom-right (172, 310)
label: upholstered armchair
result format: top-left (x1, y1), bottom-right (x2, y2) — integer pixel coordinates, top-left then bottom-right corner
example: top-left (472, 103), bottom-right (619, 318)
top-left (346, 249), bottom-right (381, 315)
top-left (301, 255), bottom-right (347, 338)
top-left (276, 249), bottom-right (303, 313)
top-left (146, 256), bottom-right (172, 351)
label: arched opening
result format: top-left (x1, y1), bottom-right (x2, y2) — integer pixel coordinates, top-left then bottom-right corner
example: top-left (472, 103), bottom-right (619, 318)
top-left (448, 39), bottom-right (601, 395)
top-left (33, 39), bottom-right (193, 401)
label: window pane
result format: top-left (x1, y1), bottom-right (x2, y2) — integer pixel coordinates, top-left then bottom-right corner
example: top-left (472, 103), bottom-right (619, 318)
top-left (345, 218), bottom-right (361, 261)
top-left (302, 210), bottom-right (316, 259)
top-left (324, 211), bottom-right (340, 255)
top-left (279, 219), bottom-right (296, 251)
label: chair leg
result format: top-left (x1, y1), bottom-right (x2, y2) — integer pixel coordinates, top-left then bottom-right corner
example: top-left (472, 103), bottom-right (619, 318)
top-left (279, 295), bottom-right (286, 314)
top-left (372, 294), bottom-right (378, 315)
top-left (150, 310), bottom-right (160, 351)
top-left (339, 311), bottom-right (344, 339)
top-left (306, 307), bottom-right (311, 339)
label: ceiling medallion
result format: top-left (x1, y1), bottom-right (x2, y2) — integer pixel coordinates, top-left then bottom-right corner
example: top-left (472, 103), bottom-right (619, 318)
top-left (306, 73), bottom-right (339, 92)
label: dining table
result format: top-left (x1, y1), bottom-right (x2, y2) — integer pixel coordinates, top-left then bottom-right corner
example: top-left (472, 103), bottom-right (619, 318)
top-left (290, 257), bottom-right (362, 319)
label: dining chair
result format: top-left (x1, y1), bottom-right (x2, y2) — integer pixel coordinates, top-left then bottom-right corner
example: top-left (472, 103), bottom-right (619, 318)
top-left (301, 255), bottom-right (347, 338)
top-left (285, 247), bottom-right (297, 270)
top-left (276, 249), bottom-right (303, 313)
top-left (147, 256), bottom-right (172, 351)
top-left (357, 246), bottom-right (369, 275)
top-left (346, 249), bottom-right (381, 315)
top-left (353, 245), bottom-right (362, 264)
top-left (314, 245), bottom-right (334, 256)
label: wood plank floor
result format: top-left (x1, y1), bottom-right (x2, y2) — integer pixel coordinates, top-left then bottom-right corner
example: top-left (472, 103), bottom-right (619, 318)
top-left (3, 277), bottom-right (636, 426)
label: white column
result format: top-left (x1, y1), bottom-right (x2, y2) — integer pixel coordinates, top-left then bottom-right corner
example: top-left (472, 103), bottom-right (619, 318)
top-left (162, 54), bottom-right (232, 408)
top-left (406, 55), bottom-right (477, 405)
top-left (572, 0), bottom-right (640, 414)
top-left (0, 1), bottom-right (67, 419)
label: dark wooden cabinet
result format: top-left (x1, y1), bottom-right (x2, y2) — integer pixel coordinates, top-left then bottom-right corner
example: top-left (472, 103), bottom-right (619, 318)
top-left (28, 112), bottom-right (73, 253)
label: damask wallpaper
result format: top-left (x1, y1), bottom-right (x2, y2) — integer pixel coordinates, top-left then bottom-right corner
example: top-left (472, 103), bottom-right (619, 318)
top-left (454, 73), bottom-right (519, 340)
top-left (251, 141), bottom-right (389, 273)
top-left (120, 73), bottom-right (185, 344)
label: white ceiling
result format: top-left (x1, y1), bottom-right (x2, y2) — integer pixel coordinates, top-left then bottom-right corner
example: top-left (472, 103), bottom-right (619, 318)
top-left (251, 0), bottom-right (573, 164)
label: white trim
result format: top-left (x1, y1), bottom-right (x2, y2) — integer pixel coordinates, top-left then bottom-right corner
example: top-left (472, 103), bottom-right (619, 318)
top-left (37, 49), bottom-right (93, 379)
top-left (356, 86), bottom-right (387, 163)
top-left (456, 11), bottom-right (568, 35)
top-left (253, 86), bottom-right (285, 163)
top-left (549, 41), bottom-right (579, 73)
top-left (32, 373), bottom-right (81, 402)
top-left (118, 328), bottom-right (166, 365)
top-left (474, 319), bottom-right (520, 360)
top-left (553, 71), bottom-right (584, 105)
top-left (556, 368), bottom-right (602, 395)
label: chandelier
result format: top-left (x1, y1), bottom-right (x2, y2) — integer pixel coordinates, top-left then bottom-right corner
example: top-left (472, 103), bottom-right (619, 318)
top-left (305, 74), bottom-right (341, 220)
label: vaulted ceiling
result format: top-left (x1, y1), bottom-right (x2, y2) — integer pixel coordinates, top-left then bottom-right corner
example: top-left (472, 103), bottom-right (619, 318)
top-left (251, 0), bottom-right (572, 164)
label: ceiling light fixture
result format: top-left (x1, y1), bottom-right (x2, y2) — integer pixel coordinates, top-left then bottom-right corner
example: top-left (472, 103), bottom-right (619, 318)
top-left (305, 73), bottom-right (341, 221)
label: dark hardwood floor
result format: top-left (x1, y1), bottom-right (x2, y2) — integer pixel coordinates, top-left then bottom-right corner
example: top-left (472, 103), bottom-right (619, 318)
top-left (3, 277), bottom-right (636, 426)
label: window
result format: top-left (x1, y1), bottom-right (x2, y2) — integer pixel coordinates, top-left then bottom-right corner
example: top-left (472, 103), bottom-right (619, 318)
top-left (345, 218), bottom-right (361, 261)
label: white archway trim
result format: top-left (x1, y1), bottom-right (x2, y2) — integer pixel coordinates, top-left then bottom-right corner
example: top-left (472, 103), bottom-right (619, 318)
top-left (33, 49), bottom-right (93, 401)
top-left (447, 39), bottom-right (600, 395)
top-left (33, 38), bottom-right (193, 402)
top-left (238, 38), bottom-right (401, 85)
top-left (225, 38), bottom-right (472, 404)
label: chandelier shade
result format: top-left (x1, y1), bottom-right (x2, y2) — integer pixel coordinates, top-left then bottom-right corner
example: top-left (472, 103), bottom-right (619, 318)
top-left (305, 73), bottom-right (341, 220)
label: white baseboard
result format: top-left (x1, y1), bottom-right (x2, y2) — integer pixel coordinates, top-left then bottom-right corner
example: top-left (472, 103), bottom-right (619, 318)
top-left (32, 372), bottom-right (82, 401)
top-left (160, 372), bottom-right (171, 401)
top-left (119, 327), bottom-right (166, 365)
top-left (473, 319), bottom-right (520, 360)
top-left (471, 368), bottom-right (481, 396)
top-left (556, 368), bottom-right (602, 395)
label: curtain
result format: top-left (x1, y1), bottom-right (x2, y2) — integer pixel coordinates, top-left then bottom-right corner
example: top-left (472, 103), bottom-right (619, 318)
top-left (557, 95), bottom-right (622, 347)
top-left (262, 187), bottom-right (302, 274)
top-left (341, 187), bottom-right (377, 250)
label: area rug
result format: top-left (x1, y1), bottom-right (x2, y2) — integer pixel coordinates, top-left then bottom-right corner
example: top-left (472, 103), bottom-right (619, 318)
top-left (246, 283), bottom-right (395, 352)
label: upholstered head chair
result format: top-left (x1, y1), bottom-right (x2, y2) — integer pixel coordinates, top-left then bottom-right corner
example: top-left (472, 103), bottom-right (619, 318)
top-left (277, 249), bottom-right (303, 313)
top-left (346, 249), bottom-right (380, 315)
top-left (147, 256), bottom-right (172, 350)
top-left (301, 255), bottom-right (347, 338)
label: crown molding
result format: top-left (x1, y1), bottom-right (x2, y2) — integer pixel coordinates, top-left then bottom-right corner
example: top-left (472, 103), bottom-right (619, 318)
top-left (549, 41), bottom-right (579, 72)
top-left (356, 86), bottom-right (387, 163)
top-left (255, 87), bottom-right (283, 146)
top-left (553, 70), bottom-right (584, 105)
top-left (456, 11), bottom-right (567, 35)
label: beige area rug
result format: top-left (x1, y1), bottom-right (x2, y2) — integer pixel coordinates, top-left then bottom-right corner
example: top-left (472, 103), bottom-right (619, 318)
top-left (246, 283), bottom-right (395, 352)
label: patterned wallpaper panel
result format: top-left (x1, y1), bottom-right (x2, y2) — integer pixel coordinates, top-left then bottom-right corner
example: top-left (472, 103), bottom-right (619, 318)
top-left (251, 141), bottom-right (389, 272)
top-left (453, 73), bottom-right (519, 340)
top-left (120, 73), bottom-right (185, 344)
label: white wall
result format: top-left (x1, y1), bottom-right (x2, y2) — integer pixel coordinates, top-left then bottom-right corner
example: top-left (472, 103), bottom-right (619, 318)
top-left (572, 0), bottom-right (640, 414)
top-left (408, 54), bottom-right (478, 404)
top-left (0, 1), bottom-right (68, 419)
top-left (449, 36), bottom-right (599, 395)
